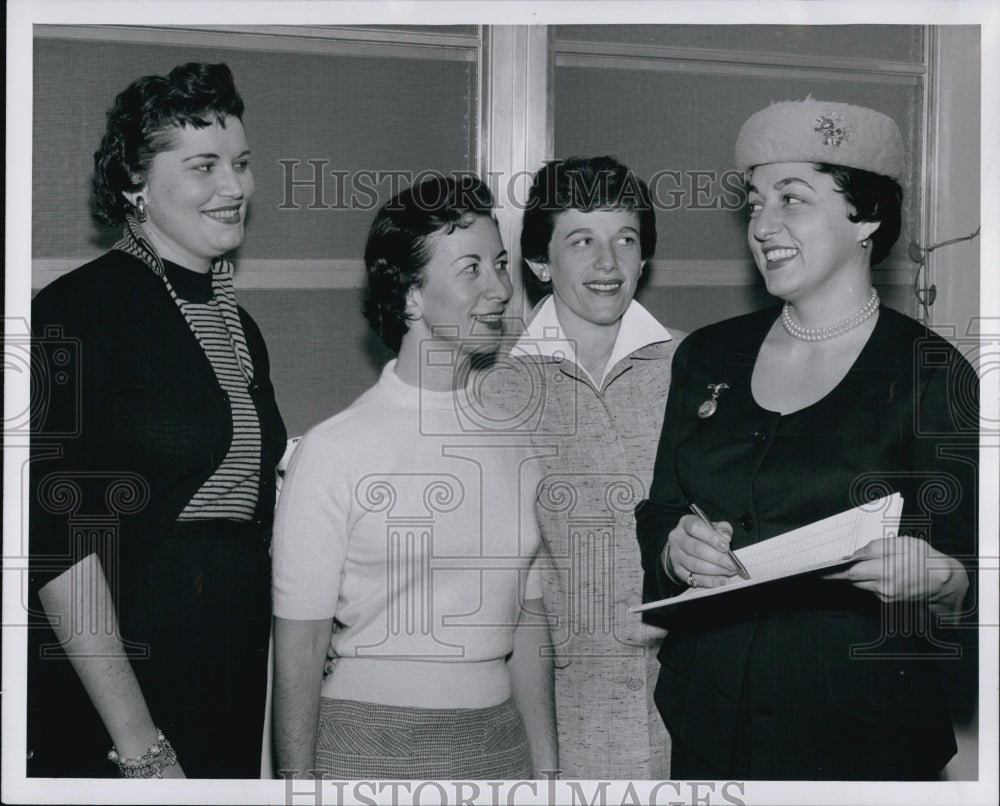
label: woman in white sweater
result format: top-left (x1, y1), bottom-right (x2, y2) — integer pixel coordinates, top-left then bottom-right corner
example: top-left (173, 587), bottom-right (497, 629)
top-left (271, 175), bottom-right (557, 780)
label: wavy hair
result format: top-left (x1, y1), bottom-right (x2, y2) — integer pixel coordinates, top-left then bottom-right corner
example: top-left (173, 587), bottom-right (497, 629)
top-left (363, 175), bottom-right (495, 353)
top-left (814, 163), bottom-right (904, 265)
top-left (92, 62), bottom-right (245, 227)
top-left (520, 156), bottom-right (657, 301)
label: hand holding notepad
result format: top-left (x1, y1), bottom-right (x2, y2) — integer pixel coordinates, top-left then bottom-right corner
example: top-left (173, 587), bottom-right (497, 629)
top-left (632, 493), bottom-right (903, 611)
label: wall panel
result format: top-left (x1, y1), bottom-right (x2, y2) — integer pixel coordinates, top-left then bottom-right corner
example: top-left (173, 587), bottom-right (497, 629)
top-left (33, 30), bottom-right (478, 269)
top-left (552, 24), bottom-right (928, 317)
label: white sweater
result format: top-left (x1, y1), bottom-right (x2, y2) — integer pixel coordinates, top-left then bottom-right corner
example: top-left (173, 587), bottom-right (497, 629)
top-left (272, 361), bottom-right (543, 708)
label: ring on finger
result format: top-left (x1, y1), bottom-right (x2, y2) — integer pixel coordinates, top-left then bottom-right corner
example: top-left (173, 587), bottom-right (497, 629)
top-left (687, 572), bottom-right (697, 588)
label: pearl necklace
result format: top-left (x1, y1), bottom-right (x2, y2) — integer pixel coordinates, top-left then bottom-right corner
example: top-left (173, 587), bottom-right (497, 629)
top-left (781, 287), bottom-right (880, 342)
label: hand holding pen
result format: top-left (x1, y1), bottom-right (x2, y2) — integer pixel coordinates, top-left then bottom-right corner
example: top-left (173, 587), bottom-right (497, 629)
top-left (689, 503), bottom-right (751, 581)
top-left (661, 503), bottom-right (751, 588)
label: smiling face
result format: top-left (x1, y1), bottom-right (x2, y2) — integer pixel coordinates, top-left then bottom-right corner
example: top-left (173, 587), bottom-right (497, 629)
top-left (530, 208), bottom-right (644, 333)
top-left (124, 116), bottom-right (254, 271)
top-left (407, 214), bottom-right (512, 355)
top-left (746, 162), bottom-right (878, 303)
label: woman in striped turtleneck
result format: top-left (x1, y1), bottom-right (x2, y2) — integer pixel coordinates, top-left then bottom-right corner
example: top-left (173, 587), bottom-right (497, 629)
top-left (29, 62), bottom-right (286, 779)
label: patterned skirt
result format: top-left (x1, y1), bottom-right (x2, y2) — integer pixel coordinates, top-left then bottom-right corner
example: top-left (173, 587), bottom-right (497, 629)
top-left (314, 697), bottom-right (532, 779)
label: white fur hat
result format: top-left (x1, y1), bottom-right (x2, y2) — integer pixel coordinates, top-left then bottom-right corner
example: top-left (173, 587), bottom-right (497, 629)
top-left (735, 98), bottom-right (905, 182)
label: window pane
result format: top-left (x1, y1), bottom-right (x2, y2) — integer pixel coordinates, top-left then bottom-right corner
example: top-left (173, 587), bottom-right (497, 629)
top-left (554, 67), bottom-right (922, 263)
top-left (553, 26), bottom-right (924, 270)
top-left (554, 24), bottom-right (923, 62)
top-left (33, 33), bottom-right (478, 263)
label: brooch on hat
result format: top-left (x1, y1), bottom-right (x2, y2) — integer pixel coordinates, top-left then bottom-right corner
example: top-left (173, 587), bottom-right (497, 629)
top-left (815, 113), bottom-right (849, 146)
top-left (698, 383), bottom-right (729, 419)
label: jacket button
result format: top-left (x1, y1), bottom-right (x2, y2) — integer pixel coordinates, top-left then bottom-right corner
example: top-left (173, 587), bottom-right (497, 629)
top-left (740, 515), bottom-right (753, 531)
top-left (625, 678), bottom-right (644, 691)
top-left (754, 703), bottom-right (774, 716)
top-left (753, 429), bottom-right (767, 442)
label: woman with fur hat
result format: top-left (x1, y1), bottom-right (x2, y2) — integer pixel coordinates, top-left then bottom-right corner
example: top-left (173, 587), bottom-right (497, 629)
top-left (637, 99), bottom-right (977, 779)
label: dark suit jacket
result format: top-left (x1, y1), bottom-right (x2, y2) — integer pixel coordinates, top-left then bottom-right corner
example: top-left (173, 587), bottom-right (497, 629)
top-left (636, 304), bottom-right (978, 779)
top-left (28, 248), bottom-right (287, 776)
top-left (30, 249), bottom-right (288, 583)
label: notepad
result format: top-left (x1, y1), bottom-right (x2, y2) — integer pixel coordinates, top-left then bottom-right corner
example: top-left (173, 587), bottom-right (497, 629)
top-left (631, 492), bottom-right (903, 611)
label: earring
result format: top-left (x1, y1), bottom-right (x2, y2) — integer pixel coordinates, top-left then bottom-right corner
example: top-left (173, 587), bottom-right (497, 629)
top-left (861, 238), bottom-right (871, 249)
top-left (136, 196), bottom-right (147, 223)
top-left (540, 270), bottom-right (550, 281)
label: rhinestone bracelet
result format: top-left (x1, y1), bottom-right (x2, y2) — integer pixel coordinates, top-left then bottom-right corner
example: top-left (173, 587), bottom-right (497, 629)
top-left (107, 729), bottom-right (177, 778)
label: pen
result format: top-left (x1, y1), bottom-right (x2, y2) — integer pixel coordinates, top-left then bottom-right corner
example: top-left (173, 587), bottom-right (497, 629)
top-left (689, 502), bottom-right (751, 580)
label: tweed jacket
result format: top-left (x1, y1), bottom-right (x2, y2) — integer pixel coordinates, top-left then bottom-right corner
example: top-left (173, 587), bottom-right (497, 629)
top-left (486, 298), bottom-right (683, 779)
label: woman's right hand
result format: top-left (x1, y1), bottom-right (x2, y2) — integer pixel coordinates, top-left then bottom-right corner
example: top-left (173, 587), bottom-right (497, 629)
top-left (662, 515), bottom-right (739, 588)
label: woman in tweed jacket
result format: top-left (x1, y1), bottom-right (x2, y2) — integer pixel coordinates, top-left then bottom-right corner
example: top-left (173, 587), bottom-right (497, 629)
top-left (483, 156), bottom-right (683, 778)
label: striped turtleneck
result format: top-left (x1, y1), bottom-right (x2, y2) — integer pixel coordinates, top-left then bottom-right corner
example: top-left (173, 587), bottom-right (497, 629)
top-left (165, 261), bottom-right (262, 521)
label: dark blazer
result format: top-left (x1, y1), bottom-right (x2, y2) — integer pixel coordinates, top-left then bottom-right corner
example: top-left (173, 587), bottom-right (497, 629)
top-left (636, 304), bottom-right (978, 779)
top-left (30, 249), bottom-right (287, 582)
top-left (28, 248), bottom-right (287, 776)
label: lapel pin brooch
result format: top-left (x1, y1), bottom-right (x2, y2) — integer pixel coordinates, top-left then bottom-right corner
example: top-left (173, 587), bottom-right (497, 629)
top-left (698, 383), bottom-right (729, 419)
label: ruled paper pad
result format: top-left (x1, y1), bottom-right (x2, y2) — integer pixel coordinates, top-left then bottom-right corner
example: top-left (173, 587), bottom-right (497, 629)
top-left (632, 493), bottom-right (903, 611)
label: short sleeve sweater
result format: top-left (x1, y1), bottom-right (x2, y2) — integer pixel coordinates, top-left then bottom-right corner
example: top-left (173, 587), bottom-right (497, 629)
top-left (272, 361), bottom-right (543, 709)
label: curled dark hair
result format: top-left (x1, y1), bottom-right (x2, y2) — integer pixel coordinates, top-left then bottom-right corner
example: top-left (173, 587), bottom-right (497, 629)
top-left (520, 156), bottom-right (657, 300)
top-left (814, 163), bottom-right (903, 264)
top-left (363, 174), bottom-right (495, 352)
top-left (92, 62), bottom-right (245, 226)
